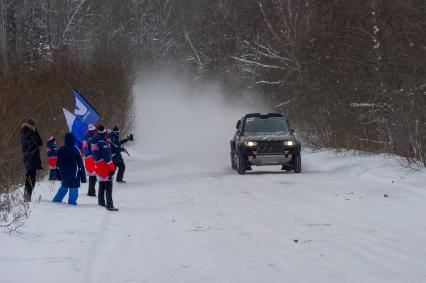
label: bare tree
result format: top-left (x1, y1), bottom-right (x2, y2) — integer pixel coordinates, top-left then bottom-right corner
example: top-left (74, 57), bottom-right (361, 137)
top-left (0, 0), bottom-right (7, 68)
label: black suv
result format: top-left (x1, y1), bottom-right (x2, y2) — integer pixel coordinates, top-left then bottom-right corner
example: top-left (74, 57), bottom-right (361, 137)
top-left (230, 113), bottom-right (301, 175)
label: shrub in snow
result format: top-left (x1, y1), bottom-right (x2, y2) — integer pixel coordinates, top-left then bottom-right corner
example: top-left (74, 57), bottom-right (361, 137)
top-left (0, 184), bottom-right (29, 233)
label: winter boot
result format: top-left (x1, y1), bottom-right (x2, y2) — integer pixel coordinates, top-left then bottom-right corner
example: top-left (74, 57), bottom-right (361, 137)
top-left (88, 176), bottom-right (97, 197)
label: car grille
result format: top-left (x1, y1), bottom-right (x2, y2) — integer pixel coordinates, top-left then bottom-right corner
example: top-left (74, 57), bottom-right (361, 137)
top-left (257, 141), bottom-right (283, 154)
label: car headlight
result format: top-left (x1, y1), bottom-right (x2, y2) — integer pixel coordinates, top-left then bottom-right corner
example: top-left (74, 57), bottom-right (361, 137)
top-left (284, 140), bottom-right (295, 146)
top-left (244, 141), bottom-right (257, 147)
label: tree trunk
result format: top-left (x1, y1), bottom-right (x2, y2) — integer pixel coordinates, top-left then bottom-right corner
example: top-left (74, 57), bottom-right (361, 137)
top-left (0, 0), bottom-right (7, 70)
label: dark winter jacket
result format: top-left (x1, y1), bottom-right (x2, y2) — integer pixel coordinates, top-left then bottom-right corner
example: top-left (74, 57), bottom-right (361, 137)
top-left (82, 129), bottom-right (96, 157)
top-left (21, 123), bottom-right (43, 171)
top-left (92, 133), bottom-right (115, 181)
top-left (108, 132), bottom-right (129, 164)
top-left (57, 133), bottom-right (86, 188)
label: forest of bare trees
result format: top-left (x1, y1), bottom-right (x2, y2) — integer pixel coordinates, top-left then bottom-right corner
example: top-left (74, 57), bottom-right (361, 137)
top-left (1, 0), bottom-right (426, 228)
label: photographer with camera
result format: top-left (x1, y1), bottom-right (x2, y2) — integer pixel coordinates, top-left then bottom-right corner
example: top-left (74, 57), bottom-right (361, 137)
top-left (108, 125), bottom-right (134, 184)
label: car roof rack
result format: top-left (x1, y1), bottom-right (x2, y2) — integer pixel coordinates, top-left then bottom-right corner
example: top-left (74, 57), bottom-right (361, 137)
top-left (244, 113), bottom-right (261, 118)
top-left (268, 113), bottom-right (284, 117)
top-left (244, 113), bottom-right (284, 119)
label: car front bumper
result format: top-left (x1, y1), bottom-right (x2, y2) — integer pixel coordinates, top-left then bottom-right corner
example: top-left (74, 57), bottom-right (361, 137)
top-left (247, 154), bottom-right (293, 166)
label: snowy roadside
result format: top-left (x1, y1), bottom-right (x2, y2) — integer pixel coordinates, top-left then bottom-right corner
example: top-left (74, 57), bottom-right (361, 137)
top-left (1, 149), bottom-right (425, 283)
top-left (304, 149), bottom-right (425, 189)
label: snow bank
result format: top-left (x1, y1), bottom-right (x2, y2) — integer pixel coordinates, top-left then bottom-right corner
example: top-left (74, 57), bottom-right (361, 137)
top-left (304, 150), bottom-right (425, 190)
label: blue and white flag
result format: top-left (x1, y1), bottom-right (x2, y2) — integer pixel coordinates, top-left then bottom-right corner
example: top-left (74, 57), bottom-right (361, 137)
top-left (73, 88), bottom-right (100, 125)
top-left (63, 108), bottom-right (88, 148)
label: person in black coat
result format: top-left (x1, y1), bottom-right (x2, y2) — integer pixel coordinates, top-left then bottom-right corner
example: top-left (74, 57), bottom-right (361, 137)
top-left (53, 133), bottom-right (86, 205)
top-left (21, 118), bottom-right (43, 202)
top-left (109, 126), bottom-right (133, 183)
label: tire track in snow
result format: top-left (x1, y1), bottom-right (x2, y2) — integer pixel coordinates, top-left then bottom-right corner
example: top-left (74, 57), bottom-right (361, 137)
top-left (83, 208), bottom-right (113, 283)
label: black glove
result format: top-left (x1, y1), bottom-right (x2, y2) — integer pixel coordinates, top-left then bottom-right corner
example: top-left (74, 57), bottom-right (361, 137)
top-left (109, 171), bottom-right (115, 178)
top-left (80, 169), bottom-right (87, 183)
top-left (127, 134), bottom-right (134, 141)
top-left (56, 168), bottom-right (62, 181)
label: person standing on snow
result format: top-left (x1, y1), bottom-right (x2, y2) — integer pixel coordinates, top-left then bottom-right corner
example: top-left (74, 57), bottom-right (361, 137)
top-left (109, 125), bottom-right (133, 183)
top-left (92, 124), bottom-right (117, 211)
top-left (21, 117), bottom-right (43, 202)
top-left (47, 136), bottom-right (59, 181)
top-left (82, 124), bottom-right (97, 196)
top-left (53, 133), bottom-right (86, 205)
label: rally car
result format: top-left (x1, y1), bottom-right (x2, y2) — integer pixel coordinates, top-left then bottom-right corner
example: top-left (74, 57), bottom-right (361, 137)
top-left (230, 113), bottom-right (301, 175)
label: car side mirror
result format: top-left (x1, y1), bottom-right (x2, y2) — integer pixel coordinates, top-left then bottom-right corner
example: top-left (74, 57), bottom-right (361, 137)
top-left (236, 120), bottom-right (241, 129)
top-left (290, 128), bottom-right (295, 134)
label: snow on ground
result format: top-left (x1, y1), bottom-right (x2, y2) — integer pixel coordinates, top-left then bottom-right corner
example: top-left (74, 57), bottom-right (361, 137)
top-left (1, 149), bottom-right (426, 283)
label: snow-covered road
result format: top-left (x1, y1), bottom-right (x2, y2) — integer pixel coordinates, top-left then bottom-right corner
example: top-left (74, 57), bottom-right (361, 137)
top-left (1, 150), bottom-right (426, 283)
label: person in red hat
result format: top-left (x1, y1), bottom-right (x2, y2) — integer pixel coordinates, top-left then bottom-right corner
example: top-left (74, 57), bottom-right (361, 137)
top-left (47, 136), bottom-right (59, 181)
top-left (91, 124), bottom-right (118, 211)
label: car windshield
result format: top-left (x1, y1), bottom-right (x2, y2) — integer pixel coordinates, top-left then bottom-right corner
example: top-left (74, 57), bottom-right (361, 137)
top-left (244, 117), bottom-right (289, 134)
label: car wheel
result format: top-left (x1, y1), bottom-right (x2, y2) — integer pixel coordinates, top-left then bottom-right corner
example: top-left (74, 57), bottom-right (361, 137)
top-left (231, 151), bottom-right (237, 170)
top-left (237, 151), bottom-right (246, 175)
top-left (294, 154), bottom-right (302, 173)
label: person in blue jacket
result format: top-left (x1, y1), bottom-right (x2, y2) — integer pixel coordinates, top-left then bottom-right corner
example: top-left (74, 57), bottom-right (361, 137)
top-left (53, 133), bottom-right (86, 205)
top-left (47, 136), bottom-right (59, 181)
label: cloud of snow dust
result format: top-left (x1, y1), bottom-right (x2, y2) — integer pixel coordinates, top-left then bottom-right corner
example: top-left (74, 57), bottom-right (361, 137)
top-left (132, 73), bottom-right (267, 171)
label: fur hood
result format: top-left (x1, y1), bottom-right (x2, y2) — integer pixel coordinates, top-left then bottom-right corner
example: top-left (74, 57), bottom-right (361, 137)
top-left (22, 122), bottom-right (36, 132)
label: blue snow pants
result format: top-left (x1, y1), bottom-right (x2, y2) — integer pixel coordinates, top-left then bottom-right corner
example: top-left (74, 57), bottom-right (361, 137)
top-left (53, 187), bottom-right (78, 205)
